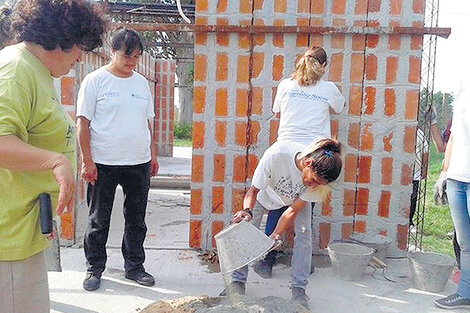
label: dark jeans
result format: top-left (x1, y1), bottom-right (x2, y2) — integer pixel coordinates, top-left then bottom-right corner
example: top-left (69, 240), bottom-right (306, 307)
top-left (263, 203), bottom-right (315, 264)
top-left (84, 162), bottom-right (150, 276)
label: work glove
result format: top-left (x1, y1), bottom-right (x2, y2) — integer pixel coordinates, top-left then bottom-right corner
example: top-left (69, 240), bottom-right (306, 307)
top-left (434, 171), bottom-right (448, 205)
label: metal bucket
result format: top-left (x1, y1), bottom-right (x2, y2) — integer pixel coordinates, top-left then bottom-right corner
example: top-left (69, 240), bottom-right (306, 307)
top-left (350, 232), bottom-right (393, 262)
top-left (408, 252), bottom-right (456, 292)
top-left (327, 242), bottom-right (374, 281)
top-left (214, 220), bottom-right (275, 274)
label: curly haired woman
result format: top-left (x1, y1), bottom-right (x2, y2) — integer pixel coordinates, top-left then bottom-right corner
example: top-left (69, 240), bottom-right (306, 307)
top-left (0, 1), bottom-right (106, 312)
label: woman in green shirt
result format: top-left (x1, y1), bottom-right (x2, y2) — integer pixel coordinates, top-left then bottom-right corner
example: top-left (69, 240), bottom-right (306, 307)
top-left (0, 1), bottom-right (106, 312)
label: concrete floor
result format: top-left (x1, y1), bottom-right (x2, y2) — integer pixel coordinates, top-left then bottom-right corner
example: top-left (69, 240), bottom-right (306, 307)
top-left (49, 147), bottom-right (462, 313)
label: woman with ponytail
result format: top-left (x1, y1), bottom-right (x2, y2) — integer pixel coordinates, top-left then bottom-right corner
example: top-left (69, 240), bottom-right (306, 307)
top-left (253, 46), bottom-right (345, 280)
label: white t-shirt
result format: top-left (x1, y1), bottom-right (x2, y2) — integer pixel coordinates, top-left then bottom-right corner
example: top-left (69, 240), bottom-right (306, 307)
top-left (77, 67), bottom-right (155, 165)
top-left (447, 90), bottom-right (470, 182)
top-left (252, 141), bottom-right (326, 210)
top-left (272, 78), bottom-right (345, 146)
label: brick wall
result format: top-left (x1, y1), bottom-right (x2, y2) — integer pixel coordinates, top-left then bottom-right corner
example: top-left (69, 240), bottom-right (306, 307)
top-left (56, 50), bottom-right (175, 243)
top-left (191, 0), bottom-right (425, 254)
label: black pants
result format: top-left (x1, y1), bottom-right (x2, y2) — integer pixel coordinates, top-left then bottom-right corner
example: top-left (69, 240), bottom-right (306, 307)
top-left (84, 162), bottom-right (150, 276)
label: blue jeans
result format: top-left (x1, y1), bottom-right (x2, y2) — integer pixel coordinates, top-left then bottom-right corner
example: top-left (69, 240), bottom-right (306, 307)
top-left (232, 201), bottom-right (312, 289)
top-left (447, 179), bottom-right (470, 297)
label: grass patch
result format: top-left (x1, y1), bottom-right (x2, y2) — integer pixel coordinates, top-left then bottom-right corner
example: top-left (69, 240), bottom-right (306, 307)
top-left (174, 138), bottom-right (192, 147)
top-left (421, 144), bottom-right (455, 257)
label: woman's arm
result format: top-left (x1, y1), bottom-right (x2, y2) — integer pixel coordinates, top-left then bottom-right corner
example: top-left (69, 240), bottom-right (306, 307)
top-left (442, 132), bottom-right (453, 171)
top-left (0, 135), bottom-right (74, 214)
top-left (269, 198), bottom-right (306, 238)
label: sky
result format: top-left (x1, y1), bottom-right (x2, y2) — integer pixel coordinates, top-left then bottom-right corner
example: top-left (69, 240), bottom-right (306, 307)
top-left (434, 0), bottom-right (470, 95)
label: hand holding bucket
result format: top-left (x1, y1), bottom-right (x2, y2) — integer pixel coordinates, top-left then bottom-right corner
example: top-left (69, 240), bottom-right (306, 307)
top-left (215, 220), bottom-right (279, 274)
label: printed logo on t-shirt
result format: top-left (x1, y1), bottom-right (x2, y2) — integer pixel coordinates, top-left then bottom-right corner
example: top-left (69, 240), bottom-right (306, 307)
top-left (131, 93), bottom-right (148, 101)
top-left (273, 176), bottom-right (306, 199)
top-left (99, 92), bottom-right (120, 98)
top-left (283, 89), bottom-right (329, 103)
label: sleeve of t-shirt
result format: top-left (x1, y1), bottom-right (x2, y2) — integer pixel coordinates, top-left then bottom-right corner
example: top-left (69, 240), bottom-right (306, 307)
top-left (145, 80), bottom-right (155, 120)
top-left (272, 79), bottom-right (286, 114)
top-left (76, 74), bottom-right (97, 121)
top-left (0, 80), bottom-right (31, 139)
top-left (251, 151), bottom-right (272, 190)
top-left (329, 83), bottom-right (345, 113)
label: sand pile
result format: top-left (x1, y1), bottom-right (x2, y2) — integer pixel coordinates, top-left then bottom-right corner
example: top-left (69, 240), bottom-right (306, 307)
top-left (140, 295), bottom-right (309, 313)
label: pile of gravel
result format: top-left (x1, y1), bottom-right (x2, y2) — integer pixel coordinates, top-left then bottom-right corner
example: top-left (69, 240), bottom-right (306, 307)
top-left (140, 295), bottom-right (309, 313)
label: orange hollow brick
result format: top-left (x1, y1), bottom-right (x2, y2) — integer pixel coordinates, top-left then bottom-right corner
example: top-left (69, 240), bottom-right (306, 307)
top-left (232, 189), bottom-right (246, 213)
top-left (405, 90), bottom-right (419, 120)
top-left (215, 88), bottom-right (228, 116)
top-left (233, 155), bottom-right (247, 183)
top-left (274, 0), bottom-right (287, 13)
top-left (254, 0), bottom-right (264, 10)
top-left (330, 119), bottom-right (338, 138)
top-left (310, 34), bottom-right (324, 47)
top-left (344, 154), bottom-right (358, 183)
top-left (381, 157), bottom-right (393, 185)
top-left (384, 88), bottom-right (396, 117)
top-left (195, 0), bottom-right (208, 12)
top-left (332, 0), bottom-right (346, 14)
top-left (368, 0), bottom-right (381, 12)
top-left (356, 188), bottom-right (369, 215)
top-left (194, 54), bottom-right (207, 81)
top-left (386, 57), bottom-right (399, 84)
top-left (365, 54), bottom-right (377, 81)
top-left (383, 133), bottom-right (393, 152)
top-left (216, 53), bottom-right (228, 81)
top-left (192, 121), bottom-right (205, 149)
top-left (272, 55), bottom-right (284, 81)
top-left (409, 56), bottom-right (421, 84)
top-left (189, 220), bottom-right (202, 248)
top-left (401, 163), bottom-right (412, 186)
top-left (411, 35), bottom-right (423, 50)
top-left (350, 53), bottom-right (365, 83)
top-left (191, 155), bottom-right (204, 183)
top-left (212, 187), bottom-right (224, 214)
top-left (354, 221), bottom-right (367, 233)
top-left (249, 121), bottom-right (261, 145)
top-left (190, 189), bottom-right (202, 215)
top-left (348, 86), bottom-right (362, 116)
top-left (237, 55), bottom-right (250, 83)
top-left (390, 0), bottom-right (402, 15)
top-left (342, 223), bottom-right (353, 239)
top-left (216, 0), bottom-right (227, 13)
top-left (247, 154), bottom-right (259, 179)
top-left (297, 0), bottom-right (309, 13)
top-left (217, 33), bottom-right (229, 47)
top-left (235, 122), bottom-right (247, 146)
top-left (319, 223), bottom-right (331, 249)
top-left (215, 122), bottom-right (226, 148)
top-left (238, 33), bottom-right (251, 50)
top-left (378, 191), bottom-right (391, 217)
top-left (211, 221), bottom-right (225, 248)
top-left (329, 54), bottom-right (343, 82)
top-left (397, 224), bottom-right (408, 250)
top-left (236, 89), bottom-right (248, 117)
top-left (388, 35), bottom-right (401, 50)
top-left (358, 156), bottom-right (372, 184)
top-left (213, 154), bottom-right (226, 182)
top-left (331, 34), bottom-right (345, 49)
top-left (343, 189), bottom-right (355, 216)
top-left (366, 35), bottom-right (379, 49)
top-left (270, 119), bottom-right (279, 144)
top-left (193, 86), bottom-right (206, 114)
top-left (252, 52), bottom-right (265, 79)
top-left (352, 34), bottom-right (366, 51)
top-left (403, 126), bottom-right (416, 153)
top-left (355, 0), bottom-right (367, 14)
top-left (348, 123), bottom-right (360, 149)
top-left (413, 0), bottom-right (425, 14)
top-left (240, 0), bottom-right (252, 14)
top-left (361, 124), bottom-right (373, 151)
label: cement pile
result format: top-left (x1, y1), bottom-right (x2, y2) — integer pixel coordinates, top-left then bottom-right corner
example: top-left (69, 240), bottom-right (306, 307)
top-left (140, 295), bottom-right (309, 313)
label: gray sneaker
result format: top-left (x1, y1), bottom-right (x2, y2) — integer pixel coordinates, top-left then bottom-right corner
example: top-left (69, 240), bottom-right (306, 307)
top-left (219, 281), bottom-right (246, 296)
top-left (292, 287), bottom-right (310, 310)
top-left (435, 293), bottom-right (470, 309)
top-left (254, 259), bottom-right (274, 278)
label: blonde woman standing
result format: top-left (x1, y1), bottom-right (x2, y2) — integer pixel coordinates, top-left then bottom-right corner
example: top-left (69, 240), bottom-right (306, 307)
top-left (254, 46), bottom-right (345, 279)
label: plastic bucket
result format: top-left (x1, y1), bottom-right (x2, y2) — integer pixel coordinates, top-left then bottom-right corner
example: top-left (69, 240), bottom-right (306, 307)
top-left (327, 242), bottom-right (374, 281)
top-left (214, 220), bottom-right (275, 274)
top-left (350, 232), bottom-right (393, 262)
top-left (408, 252), bottom-right (456, 292)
